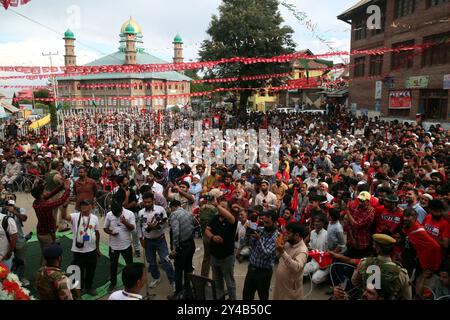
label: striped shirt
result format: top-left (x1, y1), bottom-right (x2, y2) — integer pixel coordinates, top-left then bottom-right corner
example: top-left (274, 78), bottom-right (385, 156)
top-left (169, 207), bottom-right (194, 249)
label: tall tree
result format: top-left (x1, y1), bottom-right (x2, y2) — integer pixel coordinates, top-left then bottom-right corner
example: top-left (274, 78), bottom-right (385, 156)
top-left (199, 0), bottom-right (295, 115)
top-left (33, 89), bottom-right (57, 130)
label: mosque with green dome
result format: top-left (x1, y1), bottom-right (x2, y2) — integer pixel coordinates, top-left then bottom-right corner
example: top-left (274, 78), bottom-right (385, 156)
top-left (57, 18), bottom-right (191, 110)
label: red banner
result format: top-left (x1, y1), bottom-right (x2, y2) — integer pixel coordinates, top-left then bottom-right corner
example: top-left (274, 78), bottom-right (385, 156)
top-left (389, 91), bottom-right (412, 109)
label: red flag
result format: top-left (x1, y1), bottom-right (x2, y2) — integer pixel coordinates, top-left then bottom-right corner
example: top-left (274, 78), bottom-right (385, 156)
top-left (404, 222), bottom-right (441, 271)
top-left (308, 250), bottom-right (333, 269)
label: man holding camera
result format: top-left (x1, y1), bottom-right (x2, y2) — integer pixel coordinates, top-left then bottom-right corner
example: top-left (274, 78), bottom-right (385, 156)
top-left (167, 199), bottom-right (195, 299)
top-left (241, 211), bottom-right (279, 300)
top-left (0, 202), bottom-right (18, 270)
top-left (137, 192), bottom-right (175, 291)
top-left (4, 194), bottom-right (30, 285)
top-left (61, 199), bottom-right (101, 296)
top-left (104, 199), bottom-right (136, 293)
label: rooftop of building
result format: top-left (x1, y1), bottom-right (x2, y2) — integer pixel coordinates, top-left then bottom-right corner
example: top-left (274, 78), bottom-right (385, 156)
top-left (338, 0), bottom-right (383, 22)
top-left (57, 18), bottom-right (191, 82)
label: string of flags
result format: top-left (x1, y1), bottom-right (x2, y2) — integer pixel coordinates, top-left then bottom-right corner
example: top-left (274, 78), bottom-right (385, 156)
top-left (0, 43), bottom-right (435, 78)
top-left (2, 78), bottom-right (349, 103)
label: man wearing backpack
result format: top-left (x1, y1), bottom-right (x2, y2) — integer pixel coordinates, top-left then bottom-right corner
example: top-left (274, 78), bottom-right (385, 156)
top-left (0, 209), bottom-right (18, 269)
top-left (351, 233), bottom-right (412, 300)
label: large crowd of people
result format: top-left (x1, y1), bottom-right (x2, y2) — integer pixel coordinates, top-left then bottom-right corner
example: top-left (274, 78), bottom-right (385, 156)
top-left (0, 103), bottom-right (449, 300)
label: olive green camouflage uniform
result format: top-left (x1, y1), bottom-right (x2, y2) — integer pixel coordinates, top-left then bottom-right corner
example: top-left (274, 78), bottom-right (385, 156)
top-left (35, 266), bottom-right (74, 300)
top-left (351, 256), bottom-right (412, 300)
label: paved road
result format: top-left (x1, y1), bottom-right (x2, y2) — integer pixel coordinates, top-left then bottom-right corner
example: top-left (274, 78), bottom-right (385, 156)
top-left (17, 192), bottom-right (329, 300)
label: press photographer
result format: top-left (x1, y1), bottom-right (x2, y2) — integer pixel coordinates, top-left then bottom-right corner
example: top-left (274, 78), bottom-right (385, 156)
top-left (3, 194), bottom-right (31, 285)
top-left (137, 192), bottom-right (175, 291)
top-left (0, 197), bottom-right (18, 270)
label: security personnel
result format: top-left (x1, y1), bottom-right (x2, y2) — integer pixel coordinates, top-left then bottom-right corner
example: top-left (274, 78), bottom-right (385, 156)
top-left (351, 234), bottom-right (412, 300)
top-left (34, 244), bottom-right (78, 300)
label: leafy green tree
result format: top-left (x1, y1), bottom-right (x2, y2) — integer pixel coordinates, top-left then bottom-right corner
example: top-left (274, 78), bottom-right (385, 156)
top-left (199, 0), bottom-right (296, 114)
top-left (33, 89), bottom-right (57, 130)
top-left (184, 69), bottom-right (214, 94)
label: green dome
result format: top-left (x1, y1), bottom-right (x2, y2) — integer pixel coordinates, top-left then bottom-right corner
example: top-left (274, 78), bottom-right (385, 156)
top-left (173, 34), bottom-right (183, 44)
top-left (64, 29), bottom-right (75, 39)
top-left (124, 22), bottom-right (137, 35)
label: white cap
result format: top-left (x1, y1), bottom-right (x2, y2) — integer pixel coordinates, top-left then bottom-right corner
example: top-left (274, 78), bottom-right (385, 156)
top-left (193, 174), bottom-right (201, 181)
top-left (422, 193), bottom-right (433, 201)
top-left (364, 161), bottom-right (371, 166)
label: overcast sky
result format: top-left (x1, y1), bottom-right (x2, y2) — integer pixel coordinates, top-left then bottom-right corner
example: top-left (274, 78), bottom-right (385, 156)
top-left (0, 0), bottom-right (356, 98)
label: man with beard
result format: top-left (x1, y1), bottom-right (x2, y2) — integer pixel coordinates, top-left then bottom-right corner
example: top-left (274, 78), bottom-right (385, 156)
top-left (271, 172), bottom-right (288, 209)
top-left (137, 192), bottom-right (175, 290)
top-left (315, 150), bottom-right (333, 173)
top-left (339, 159), bottom-right (354, 177)
top-left (203, 163), bottom-right (220, 193)
top-left (254, 180), bottom-right (277, 211)
top-left (1, 156), bottom-right (21, 189)
top-left (344, 191), bottom-right (375, 258)
top-left (155, 160), bottom-right (168, 188)
top-left (400, 188), bottom-right (427, 224)
top-left (218, 174), bottom-right (235, 202)
top-left (241, 211), bottom-right (278, 300)
top-left (403, 208), bottom-right (442, 272)
top-left (145, 170), bottom-right (164, 195)
top-left (204, 199), bottom-right (237, 300)
top-left (104, 200), bottom-right (135, 293)
top-left (74, 166), bottom-right (98, 212)
top-left (168, 160), bottom-right (182, 183)
top-left (273, 223), bottom-right (309, 300)
top-left (167, 199), bottom-right (195, 300)
top-left (422, 199), bottom-right (449, 250)
top-left (374, 194), bottom-right (404, 234)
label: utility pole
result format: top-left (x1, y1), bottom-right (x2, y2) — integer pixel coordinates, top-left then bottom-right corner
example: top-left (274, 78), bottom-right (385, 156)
top-left (42, 51), bottom-right (59, 135)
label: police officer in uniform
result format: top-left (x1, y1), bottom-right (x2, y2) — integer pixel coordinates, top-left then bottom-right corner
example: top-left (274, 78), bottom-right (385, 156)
top-left (351, 234), bottom-right (412, 300)
top-left (35, 244), bottom-right (79, 300)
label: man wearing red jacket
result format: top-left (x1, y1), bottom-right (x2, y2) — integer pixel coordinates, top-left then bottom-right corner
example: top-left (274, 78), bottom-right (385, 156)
top-left (403, 208), bottom-right (441, 272)
top-left (375, 194), bottom-right (404, 234)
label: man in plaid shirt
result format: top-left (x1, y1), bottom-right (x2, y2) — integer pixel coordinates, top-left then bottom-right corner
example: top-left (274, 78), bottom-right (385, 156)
top-left (344, 191), bottom-right (375, 259)
top-left (240, 211), bottom-right (279, 300)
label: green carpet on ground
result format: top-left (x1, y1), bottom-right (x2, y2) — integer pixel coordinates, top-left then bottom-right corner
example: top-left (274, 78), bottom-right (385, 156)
top-left (24, 231), bottom-right (126, 300)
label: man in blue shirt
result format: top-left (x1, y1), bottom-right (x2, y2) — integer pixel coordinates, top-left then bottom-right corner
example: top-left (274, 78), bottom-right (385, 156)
top-left (241, 211), bottom-right (278, 300)
top-left (400, 188), bottom-right (427, 224)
